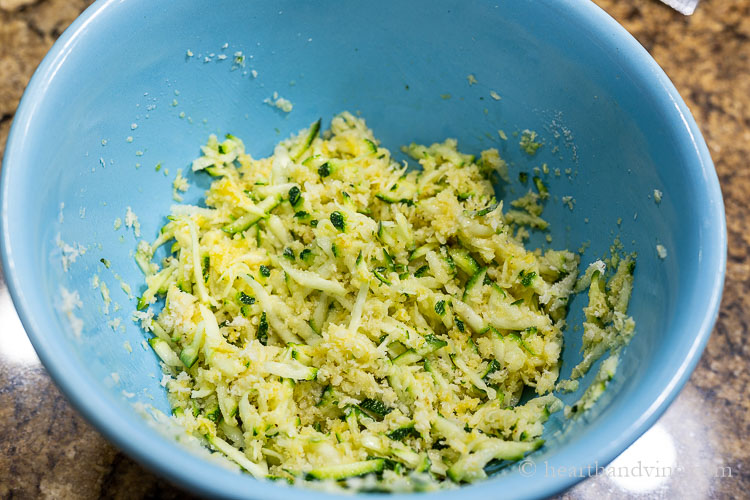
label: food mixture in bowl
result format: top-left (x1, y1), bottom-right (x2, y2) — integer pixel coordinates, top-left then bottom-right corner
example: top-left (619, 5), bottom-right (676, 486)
top-left (133, 112), bottom-right (636, 491)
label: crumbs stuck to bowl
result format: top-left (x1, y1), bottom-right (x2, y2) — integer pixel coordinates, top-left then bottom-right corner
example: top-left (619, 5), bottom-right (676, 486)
top-left (0, 1), bottom-right (725, 499)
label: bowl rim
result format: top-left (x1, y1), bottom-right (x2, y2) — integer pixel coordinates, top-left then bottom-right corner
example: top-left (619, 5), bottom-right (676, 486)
top-left (0, 0), bottom-right (726, 498)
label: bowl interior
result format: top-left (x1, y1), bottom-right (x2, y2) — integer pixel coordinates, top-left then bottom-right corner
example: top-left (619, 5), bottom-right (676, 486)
top-left (1, 0), bottom-right (724, 499)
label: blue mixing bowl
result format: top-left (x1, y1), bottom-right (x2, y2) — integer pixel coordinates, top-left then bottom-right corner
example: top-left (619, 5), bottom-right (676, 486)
top-left (0, 0), bottom-right (726, 498)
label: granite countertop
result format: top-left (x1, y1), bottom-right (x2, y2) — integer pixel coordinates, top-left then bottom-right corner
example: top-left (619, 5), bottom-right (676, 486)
top-left (0, 0), bottom-right (748, 498)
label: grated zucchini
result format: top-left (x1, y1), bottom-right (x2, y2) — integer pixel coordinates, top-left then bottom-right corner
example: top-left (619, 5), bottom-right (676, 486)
top-left (133, 112), bottom-right (637, 492)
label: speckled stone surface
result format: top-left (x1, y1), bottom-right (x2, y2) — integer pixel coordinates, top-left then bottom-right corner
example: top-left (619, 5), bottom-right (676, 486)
top-left (0, 0), bottom-right (748, 498)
